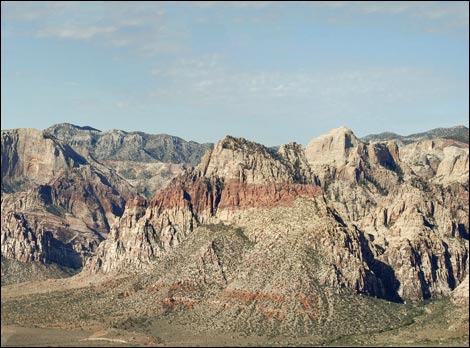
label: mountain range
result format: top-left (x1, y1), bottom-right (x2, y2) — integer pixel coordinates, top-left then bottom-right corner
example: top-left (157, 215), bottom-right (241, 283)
top-left (1, 123), bottom-right (468, 346)
top-left (362, 125), bottom-right (469, 144)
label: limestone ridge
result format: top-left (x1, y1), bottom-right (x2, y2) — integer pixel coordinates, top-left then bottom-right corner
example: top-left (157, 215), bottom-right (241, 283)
top-left (362, 125), bottom-right (469, 144)
top-left (1, 128), bottom-right (136, 278)
top-left (45, 123), bottom-right (213, 197)
top-left (46, 123), bottom-right (212, 165)
top-left (87, 128), bottom-right (468, 303)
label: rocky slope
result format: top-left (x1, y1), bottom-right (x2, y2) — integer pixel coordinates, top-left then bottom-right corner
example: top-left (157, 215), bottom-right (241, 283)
top-left (1, 128), bottom-right (137, 281)
top-left (305, 127), bottom-right (469, 300)
top-left (362, 125), bottom-right (469, 144)
top-left (86, 127), bottom-right (469, 304)
top-left (46, 123), bottom-right (212, 165)
top-left (2, 124), bottom-right (468, 340)
top-left (46, 123), bottom-right (212, 196)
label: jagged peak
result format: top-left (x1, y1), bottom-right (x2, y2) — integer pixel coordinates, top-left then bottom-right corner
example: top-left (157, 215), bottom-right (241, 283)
top-left (279, 141), bottom-right (303, 150)
top-left (278, 142), bottom-right (305, 157)
top-left (196, 135), bottom-right (314, 184)
top-left (47, 123), bottom-right (101, 132)
top-left (216, 135), bottom-right (271, 154)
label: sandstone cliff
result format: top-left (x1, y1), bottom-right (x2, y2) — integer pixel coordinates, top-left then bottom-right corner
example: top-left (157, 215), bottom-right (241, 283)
top-left (1, 128), bottom-right (136, 279)
top-left (2, 125), bottom-right (468, 304)
top-left (86, 128), bottom-right (468, 303)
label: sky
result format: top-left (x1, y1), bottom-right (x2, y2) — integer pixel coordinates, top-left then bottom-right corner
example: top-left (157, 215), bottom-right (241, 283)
top-left (1, 1), bottom-right (469, 146)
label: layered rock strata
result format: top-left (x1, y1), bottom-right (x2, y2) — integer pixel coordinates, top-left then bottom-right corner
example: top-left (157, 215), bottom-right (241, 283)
top-left (87, 129), bottom-right (468, 303)
top-left (1, 128), bottom-right (136, 274)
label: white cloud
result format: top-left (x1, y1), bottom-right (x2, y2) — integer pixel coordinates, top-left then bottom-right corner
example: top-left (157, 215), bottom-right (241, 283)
top-left (2, 1), bottom-right (169, 50)
top-left (2, 1), bottom-right (467, 56)
top-left (315, 1), bottom-right (469, 30)
top-left (149, 56), bottom-right (463, 109)
top-left (37, 26), bottom-right (117, 40)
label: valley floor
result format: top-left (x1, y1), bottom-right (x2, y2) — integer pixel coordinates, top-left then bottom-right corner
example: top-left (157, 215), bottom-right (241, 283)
top-left (1, 277), bottom-right (468, 347)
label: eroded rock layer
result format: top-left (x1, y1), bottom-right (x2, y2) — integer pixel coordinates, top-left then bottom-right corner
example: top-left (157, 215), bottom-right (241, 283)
top-left (87, 130), bottom-right (469, 303)
top-left (1, 128), bottom-right (136, 277)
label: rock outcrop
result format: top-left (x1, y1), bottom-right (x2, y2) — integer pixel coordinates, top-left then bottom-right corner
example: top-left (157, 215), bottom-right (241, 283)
top-left (87, 128), bottom-right (468, 303)
top-left (452, 275), bottom-right (469, 307)
top-left (2, 124), bottom-right (468, 304)
top-left (1, 128), bottom-right (136, 276)
top-left (399, 139), bottom-right (469, 184)
top-left (43, 123), bottom-right (212, 197)
top-left (46, 123), bottom-right (212, 165)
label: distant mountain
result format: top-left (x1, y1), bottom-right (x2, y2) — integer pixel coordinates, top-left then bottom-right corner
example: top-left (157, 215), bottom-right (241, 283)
top-left (88, 126), bottom-right (468, 303)
top-left (1, 128), bottom-right (137, 281)
top-left (2, 124), bottom-right (468, 344)
top-left (46, 123), bottom-right (213, 166)
top-left (362, 125), bottom-right (469, 144)
top-left (45, 123), bottom-right (214, 197)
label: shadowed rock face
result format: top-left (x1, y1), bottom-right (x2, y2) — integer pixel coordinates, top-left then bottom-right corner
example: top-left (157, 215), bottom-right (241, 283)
top-left (2, 125), bottom-right (468, 306)
top-left (44, 123), bottom-right (212, 197)
top-left (86, 130), bottom-right (468, 303)
top-left (46, 123), bottom-right (212, 165)
top-left (1, 128), bottom-right (136, 276)
top-left (1, 129), bottom-right (87, 191)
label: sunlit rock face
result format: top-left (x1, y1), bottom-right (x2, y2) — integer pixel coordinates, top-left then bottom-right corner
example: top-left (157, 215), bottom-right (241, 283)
top-left (1, 128), bottom-right (136, 274)
top-left (86, 129), bottom-right (468, 302)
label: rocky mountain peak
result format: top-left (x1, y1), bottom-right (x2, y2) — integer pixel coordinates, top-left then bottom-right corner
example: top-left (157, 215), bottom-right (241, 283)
top-left (1, 128), bottom-right (87, 191)
top-left (198, 136), bottom-right (315, 184)
top-left (48, 123), bottom-right (101, 133)
top-left (305, 126), bottom-right (364, 167)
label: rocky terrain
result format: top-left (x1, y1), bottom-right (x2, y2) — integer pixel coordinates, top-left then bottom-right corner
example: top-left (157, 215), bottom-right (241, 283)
top-left (362, 125), bottom-right (469, 144)
top-left (46, 123), bottom-right (212, 165)
top-left (86, 127), bottom-right (468, 302)
top-left (46, 123), bottom-right (212, 197)
top-left (1, 124), bottom-right (469, 346)
top-left (1, 128), bottom-right (137, 282)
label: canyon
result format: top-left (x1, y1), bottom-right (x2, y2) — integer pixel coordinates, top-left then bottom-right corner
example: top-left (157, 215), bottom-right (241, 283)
top-left (1, 124), bottom-right (468, 346)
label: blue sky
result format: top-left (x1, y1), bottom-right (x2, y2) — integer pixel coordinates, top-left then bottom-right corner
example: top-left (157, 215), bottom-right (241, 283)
top-left (1, 1), bottom-right (468, 145)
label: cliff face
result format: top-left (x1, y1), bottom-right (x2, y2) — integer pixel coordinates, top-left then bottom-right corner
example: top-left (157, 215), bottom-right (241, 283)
top-left (46, 123), bottom-right (212, 165)
top-left (1, 128), bottom-right (136, 277)
top-left (2, 125), bottom-right (468, 304)
top-left (86, 129), bottom-right (469, 302)
top-left (304, 127), bottom-right (469, 300)
top-left (45, 123), bottom-right (211, 197)
top-left (86, 137), bottom-right (324, 274)
top-left (1, 129), bottom-right (86, 191)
